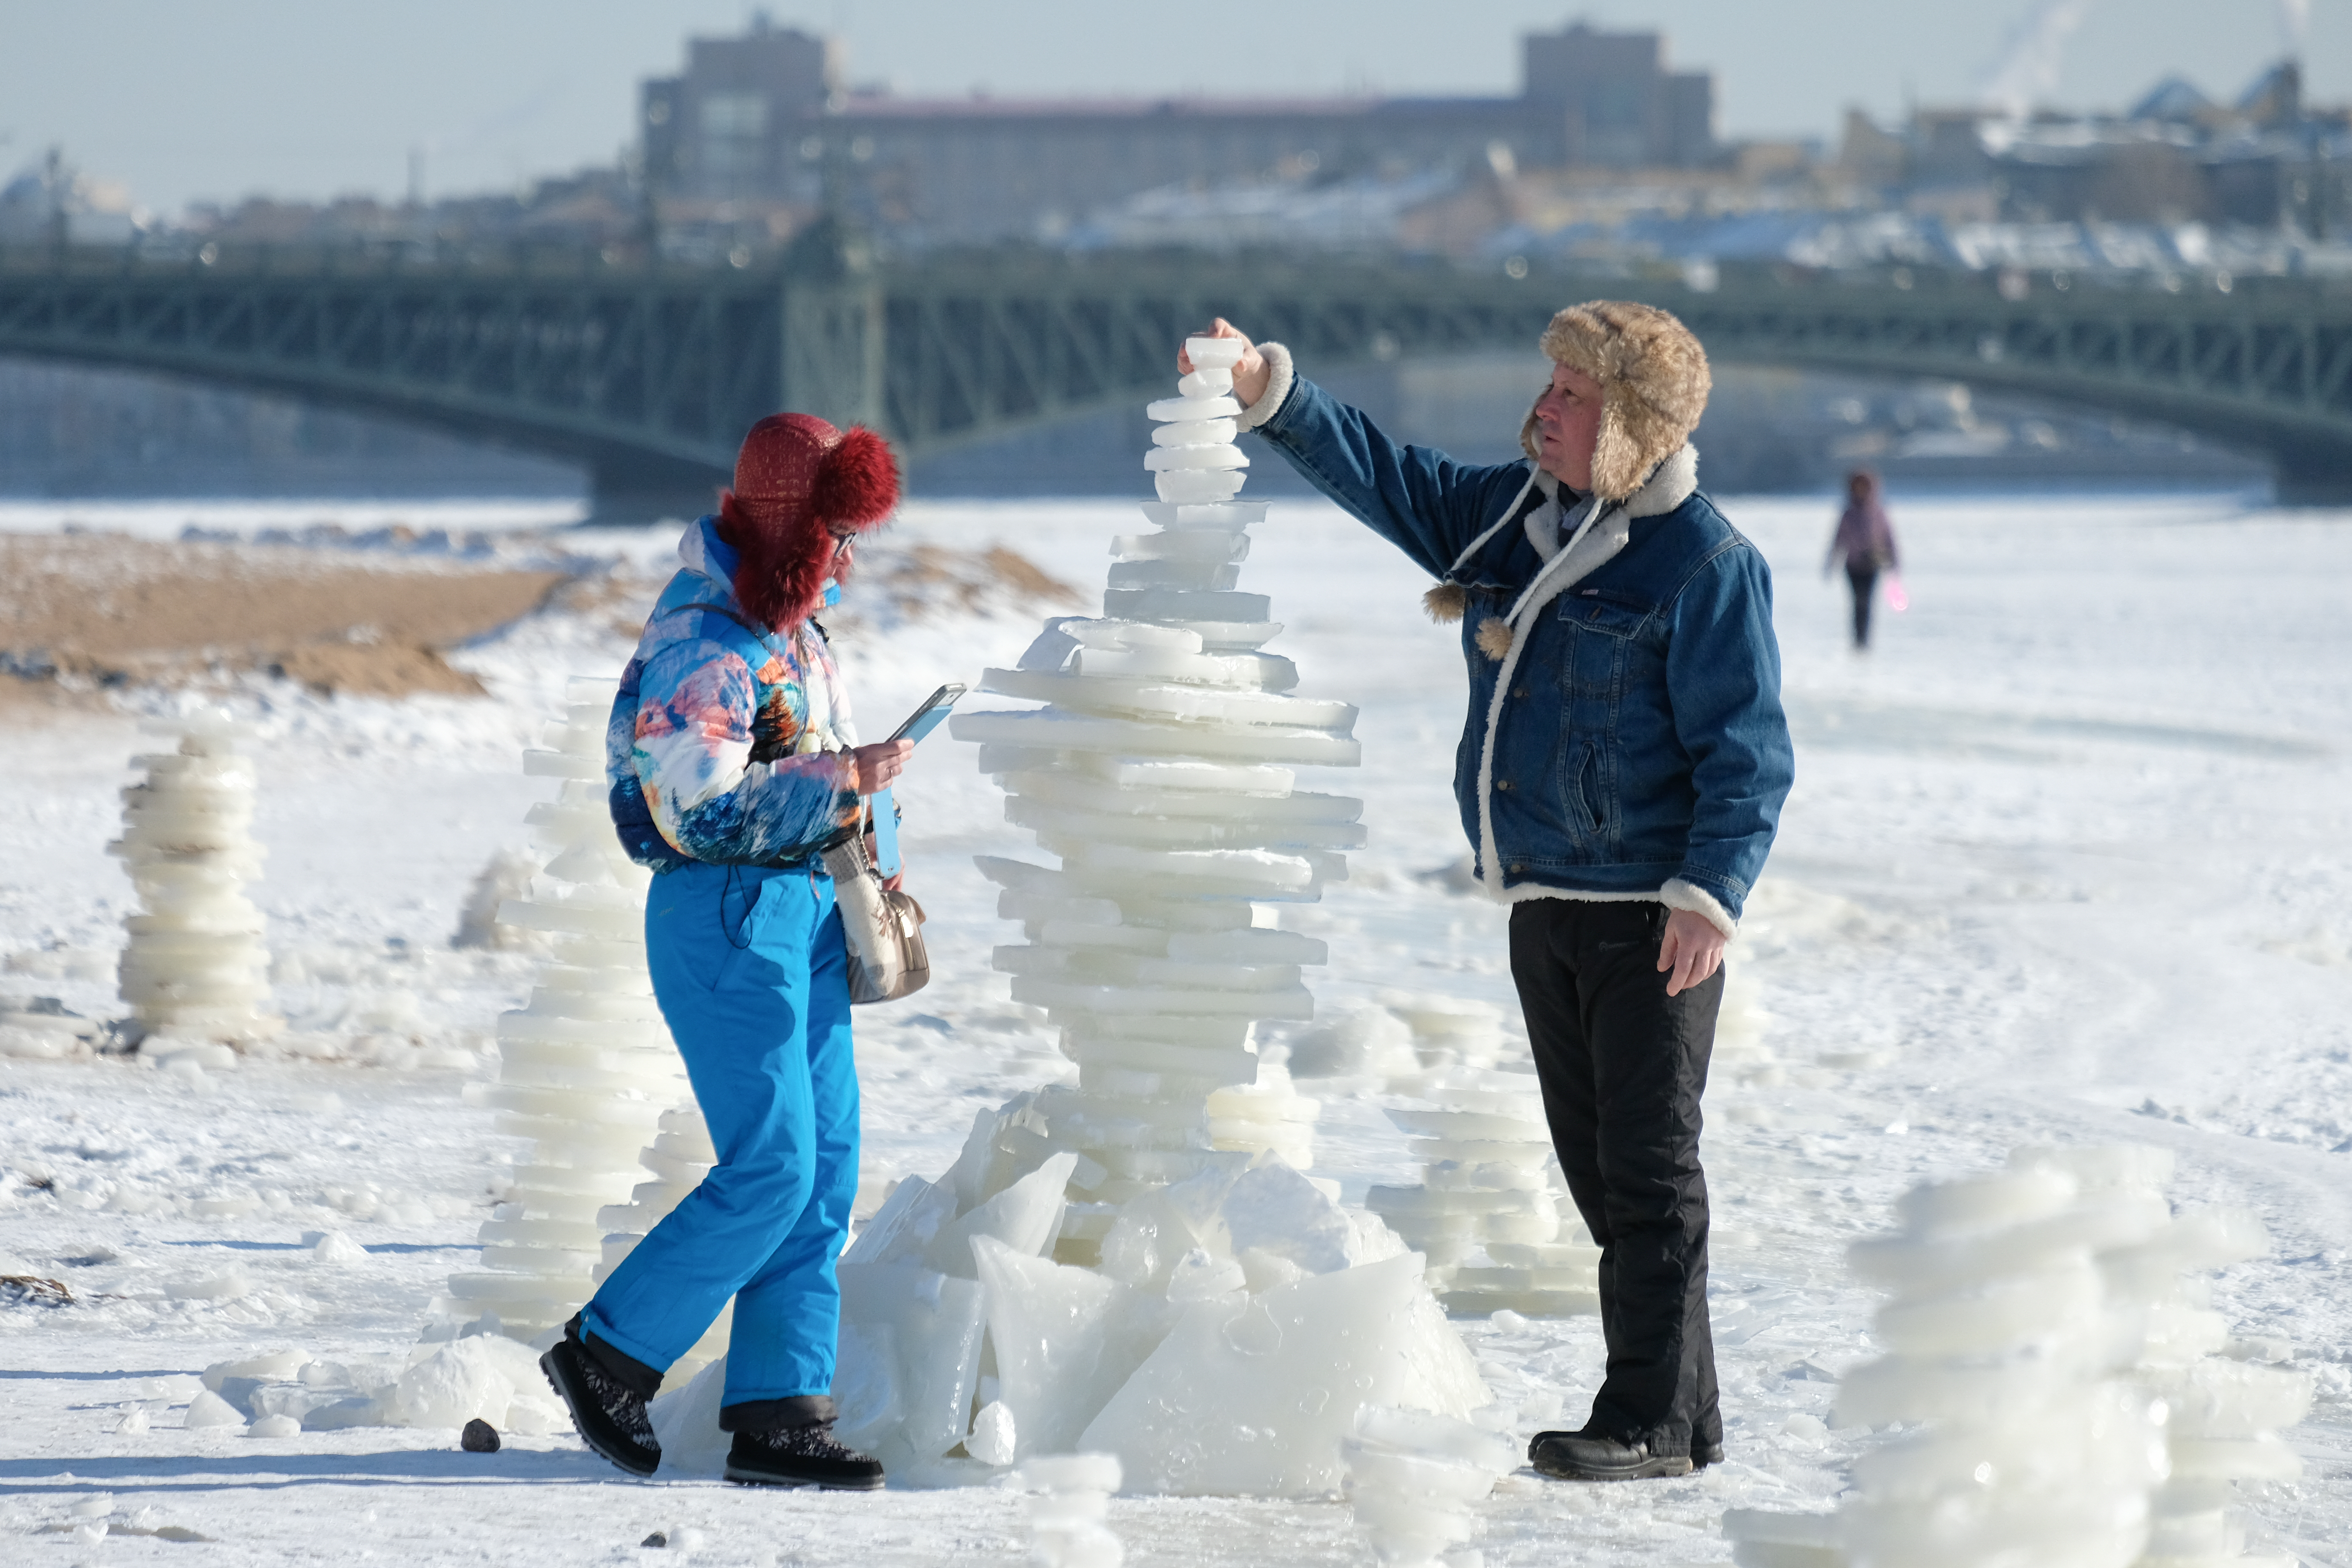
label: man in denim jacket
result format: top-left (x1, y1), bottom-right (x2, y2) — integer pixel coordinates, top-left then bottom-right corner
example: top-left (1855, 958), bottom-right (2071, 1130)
top-left (1184, 303), bottom-right (1793, 1481)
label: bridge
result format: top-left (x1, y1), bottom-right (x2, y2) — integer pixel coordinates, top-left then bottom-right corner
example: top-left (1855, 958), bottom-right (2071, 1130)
top-left (6, 229), bottom-right (2351, 508)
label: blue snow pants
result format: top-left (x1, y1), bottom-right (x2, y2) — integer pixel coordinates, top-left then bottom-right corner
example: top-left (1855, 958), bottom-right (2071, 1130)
top-left (582, 860), bottom-right (858, 1427)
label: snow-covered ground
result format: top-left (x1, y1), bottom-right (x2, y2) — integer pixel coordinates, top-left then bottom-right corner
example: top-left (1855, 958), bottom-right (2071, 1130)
top-left (4, 489), bottom-right (2348, 1565)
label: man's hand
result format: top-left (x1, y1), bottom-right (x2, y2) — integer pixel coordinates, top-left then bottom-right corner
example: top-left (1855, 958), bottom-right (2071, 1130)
top-left (1658, 908), bottom-right (1727, 997)
top-left (1179, 318), bottom-right (1270, 409)
top-left (851, 739), bottom-right (912, 796)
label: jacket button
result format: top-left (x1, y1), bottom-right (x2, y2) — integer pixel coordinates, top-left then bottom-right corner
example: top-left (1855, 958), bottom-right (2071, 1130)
top-left (1508, 864), bottom-right (1525, 874)
top-left (1513, 688), bottom-right (1528, 699)
top-left (1496, 779), bottom-right (1513, 791)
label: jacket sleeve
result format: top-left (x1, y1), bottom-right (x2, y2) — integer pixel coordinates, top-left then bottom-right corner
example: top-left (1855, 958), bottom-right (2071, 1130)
top-left (1249, 350), bottom-right (1534, 578)
top-left (629, 615), bottom-right (858, 865)
top-left (1661, 542), bottom-right (1795, 927)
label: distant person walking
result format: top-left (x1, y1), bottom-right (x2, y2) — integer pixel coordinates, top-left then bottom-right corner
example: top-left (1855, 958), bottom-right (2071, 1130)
top-left (1825, 470), bottom-right (1899, 649)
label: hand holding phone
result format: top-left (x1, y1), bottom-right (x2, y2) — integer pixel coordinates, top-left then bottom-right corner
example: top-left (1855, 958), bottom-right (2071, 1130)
top-left (888, 682), bottom-right (967, 745)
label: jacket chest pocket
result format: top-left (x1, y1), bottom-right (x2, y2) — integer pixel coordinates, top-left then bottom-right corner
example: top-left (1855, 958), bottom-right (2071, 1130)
top-left (1557, 596), bottom-right (1650, 698)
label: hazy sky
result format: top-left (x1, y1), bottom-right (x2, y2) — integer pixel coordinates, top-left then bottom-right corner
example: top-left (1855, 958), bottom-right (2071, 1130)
top-left (2, 0), bottom-right (2340, 214)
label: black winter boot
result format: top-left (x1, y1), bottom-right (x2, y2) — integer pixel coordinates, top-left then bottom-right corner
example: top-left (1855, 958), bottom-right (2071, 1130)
top-left (540, 1324), bottom-right (662, 1477)
top-left (725, 1421), bottom-right (885, 1491)
top-left (1528, 1428), bottom-right (1694, 1482)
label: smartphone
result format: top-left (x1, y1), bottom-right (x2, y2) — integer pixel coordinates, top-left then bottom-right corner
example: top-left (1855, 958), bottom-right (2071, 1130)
top-left (887, 682), bottom-right (966, 745)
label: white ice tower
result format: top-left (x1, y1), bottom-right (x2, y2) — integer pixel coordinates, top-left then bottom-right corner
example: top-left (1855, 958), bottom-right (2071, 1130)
top-left (430, 677), bottom-right (692, 1348)
top-left (1369, 1066), bottom-right (1599, 1317)
top-left (812, 339), bottom-right (1487, 1494)
top-left (951, 333), bottom-right (1363, 1244)
top-left (1723, 1144), bottom-right (2312, 1568)
top-left (112, 714), bottom-right (281, 1049)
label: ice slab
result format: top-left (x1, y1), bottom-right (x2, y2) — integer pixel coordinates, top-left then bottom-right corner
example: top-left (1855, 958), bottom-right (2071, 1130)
top-left (1147, 395), bottom-right (1243, 421)
top-left (974, 1235), bottom-right (1176, 1459)
top-left (1220, 1161), bottom-right (1356, 1274)
top-left (1145, 445), bottom-right (1248, 473)
top-left (834, 1262), bottom-right (988, 1461)
top-left (1152, 418), bottom-right (1239, 447)
top-left (1155, 469), bottom-right (1247, 504)
top-left (923, 1152), bottom-right (1078, 1277)
top-left (1136, 502), bottom-right (1267, 530)
top-left (1078, 1253), bottom-right (1487, 1496)
top-left (1183, 337), bottom-right (1246, 370)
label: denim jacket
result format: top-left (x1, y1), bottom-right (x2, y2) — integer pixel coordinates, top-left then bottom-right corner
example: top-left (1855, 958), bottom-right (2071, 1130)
top-left (1245, 357), bottom-right (1793, 931)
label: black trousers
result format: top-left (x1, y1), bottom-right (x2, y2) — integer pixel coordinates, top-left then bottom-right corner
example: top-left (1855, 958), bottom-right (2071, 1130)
top-left (1509, 898), bottom-right (1722, 1456)
top-left (1846, 564), bottom-right (1878, 648)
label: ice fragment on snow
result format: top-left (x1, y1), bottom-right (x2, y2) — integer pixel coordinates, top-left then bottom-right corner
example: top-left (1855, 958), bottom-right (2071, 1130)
top-left (246, 1413), bottom-right (301, 1438)
top-left (181, 1390), bottom-right (243, 1429)
top-left (168, 1266), bottom-right (254, 1301)
top-left (312, 1231), bottom-right (366, 1264)
top-left (968, 1400), bottom-right (1017, 1466)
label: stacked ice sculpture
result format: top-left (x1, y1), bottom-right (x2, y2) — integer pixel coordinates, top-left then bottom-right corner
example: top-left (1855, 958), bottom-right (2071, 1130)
top-left (1723, 1144), bottom-right (2309, 1568)
top-left (111, 714), bottom-right (281, 1047)
top-left (1367, 1066), bottom-right (1598, 1316)
top-left (1342, 1405), bottom-right (1518, 1568)
top-left (949, 333), bottom-right (1364, 1258)
top-left (1021, 1453), bottom-right (1126, 1568)
top-left (430, 677), bottom-right (689, 1347)
top-left (2086, 1151), bottom-right (2309, 1567)
top-left (815, 340), bottom-right (1488, 1493)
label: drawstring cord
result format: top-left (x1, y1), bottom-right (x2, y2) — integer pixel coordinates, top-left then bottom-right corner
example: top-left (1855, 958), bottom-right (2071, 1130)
top-left (722, 863), bottom-right (757, 951)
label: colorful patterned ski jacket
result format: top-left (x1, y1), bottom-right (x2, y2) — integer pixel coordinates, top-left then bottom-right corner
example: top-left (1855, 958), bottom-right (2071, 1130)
top-left (606, 516), bottom-right (862, 872)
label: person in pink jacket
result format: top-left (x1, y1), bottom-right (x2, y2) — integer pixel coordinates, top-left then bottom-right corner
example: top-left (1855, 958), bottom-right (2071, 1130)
top-left (1825, 469), bottom-right (1900, 649)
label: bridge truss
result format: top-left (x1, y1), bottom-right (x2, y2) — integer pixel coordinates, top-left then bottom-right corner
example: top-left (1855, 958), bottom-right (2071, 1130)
top-left (5, 242), bottom-right (2351, 505)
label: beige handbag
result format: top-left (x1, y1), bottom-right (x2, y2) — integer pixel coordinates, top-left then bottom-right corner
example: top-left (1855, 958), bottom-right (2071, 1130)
top-left (821, 826), bottom-right (930, 1004)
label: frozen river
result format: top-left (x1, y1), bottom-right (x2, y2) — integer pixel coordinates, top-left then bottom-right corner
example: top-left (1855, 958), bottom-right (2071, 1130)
top-left (3, 486), bottom-right (2348, 1564)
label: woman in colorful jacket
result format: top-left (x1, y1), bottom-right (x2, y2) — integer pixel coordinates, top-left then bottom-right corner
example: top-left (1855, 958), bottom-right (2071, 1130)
top-left (1183, 304), bottom-right (1793, 1482)
top-left (539, 413), bottom-right (911, 1491)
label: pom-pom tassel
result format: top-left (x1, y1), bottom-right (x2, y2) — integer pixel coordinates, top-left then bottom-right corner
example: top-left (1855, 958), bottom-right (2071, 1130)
top-left (1475, 618), bottom-right (1515, 661)
top-left (811, 426), bottom-right (901, 533)
top-left (1423, 583), bottom-right (1467, 623)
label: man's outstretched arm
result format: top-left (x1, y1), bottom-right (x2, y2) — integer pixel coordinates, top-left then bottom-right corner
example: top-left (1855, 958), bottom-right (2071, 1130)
top-left (1180, 319), bottom-right (1534, 580)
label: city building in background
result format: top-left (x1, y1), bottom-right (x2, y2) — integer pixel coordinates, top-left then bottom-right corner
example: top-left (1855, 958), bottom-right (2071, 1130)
top-left (633, 14), bottom-right (1716, 246)
top-left (9, 11), bottom-right (2342, 274)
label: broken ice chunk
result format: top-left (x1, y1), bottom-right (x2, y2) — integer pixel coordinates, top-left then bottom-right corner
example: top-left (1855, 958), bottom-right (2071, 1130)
top-left (1077, 1253), bottom-right (1487, 1496)
top-left (922, 1152), bottom-right (1078, 1278)
top-left (834, 1262), bottom-right (987, 1461)
top-left (973, 1235), bottom-right (1175, 1459)
top-left (967, 1400), bottom-right (1017, 1466)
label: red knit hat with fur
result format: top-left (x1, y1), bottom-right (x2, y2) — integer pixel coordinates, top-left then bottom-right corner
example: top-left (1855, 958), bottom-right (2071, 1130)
top-left (718, 413), bottom-right (901, 630)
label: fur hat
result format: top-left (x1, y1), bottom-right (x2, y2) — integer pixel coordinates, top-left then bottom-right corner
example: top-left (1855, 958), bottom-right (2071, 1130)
top-left (1518, 301), bottom-right (1711, 503)
top-left (718, 413), bottom-right (900, 630)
